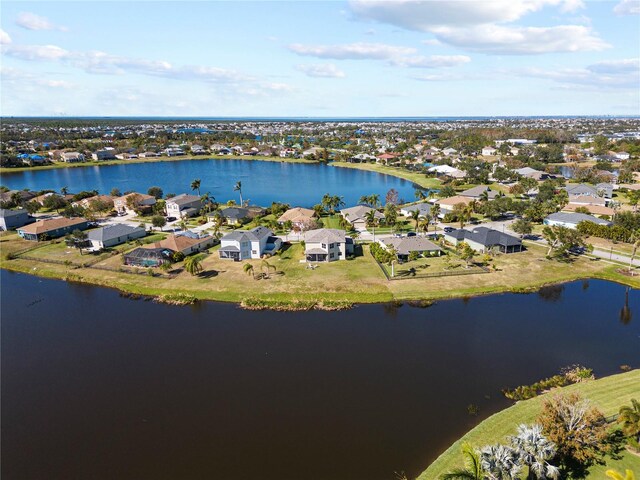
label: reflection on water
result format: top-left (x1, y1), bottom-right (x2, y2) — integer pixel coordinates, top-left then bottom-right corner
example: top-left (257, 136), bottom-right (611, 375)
top-left (1, 271), bottom-right (638, 480)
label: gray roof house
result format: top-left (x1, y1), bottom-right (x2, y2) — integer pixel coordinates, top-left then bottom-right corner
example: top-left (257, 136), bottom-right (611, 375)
top-left (459, 186), bottom-right (499, 200)
top-left (304, 228), bottom-right (354, 262)
top-left (444, 227), bottom-right (523, 253)
top-left (219, 226), bottom-right (281, 261)
top-left (543, 212), bottom-right (613, 230)
top-left (0, 208), bottom-right (33, 231)
top-left (218, 207), bottom-right (250, 225)
top-left (340, 205), bottom-right (384, 228)
top-left (380, 236), bottom-right (442, 260)
top-left (564, 183), bottom-right (613, 200)
top-left (400, 202), bottom-right (432, 218)
top-left (87, 224), bottom-right (147, 249)
top-left (165, 194), bottom-right (203, 218)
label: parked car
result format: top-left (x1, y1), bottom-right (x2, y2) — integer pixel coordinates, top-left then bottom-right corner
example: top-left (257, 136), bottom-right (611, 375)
top-left (406, 232), bottom-right (416, 237)
top-left (165, 216), bottom-right (177, 222)
top-left (443, 226), bottom-right (455, 233)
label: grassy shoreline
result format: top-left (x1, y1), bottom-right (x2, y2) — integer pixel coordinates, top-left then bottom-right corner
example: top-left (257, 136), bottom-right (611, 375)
top-left (419, 370), bottom-right (640, 480)
top-left (1, 236), bottom-right (638, 308)
top-left (330, 161), bottom-right (442, 189)
top-left (0, 154), bottom-right (319, 174)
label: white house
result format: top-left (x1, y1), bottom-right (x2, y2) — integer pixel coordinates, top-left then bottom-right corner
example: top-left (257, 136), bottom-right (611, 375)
top-left (165, 194), bottom-right (203, 218)
top-left (218, 226), bottom-right (281, 261)
top-left (304, 228), bottom-right (353, 262)
top-left (61, 152), bottom-right (85, 163)
top-left (482, 146), bottom-right (497, 156)
top-left (543, 212), bottom-right (612, 230)
top-left (615, 152), bottom-right (630, 160)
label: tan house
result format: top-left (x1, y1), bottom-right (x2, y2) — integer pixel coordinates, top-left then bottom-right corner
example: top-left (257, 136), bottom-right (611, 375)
top-left (436, 195), bottom-right (475, 215)
top-left (17, 217), bottom-right (89, 241)
top-left (145, 233), bottom-right (216, 256)
top-left (114, 193), bottom-right (156, 214)
top-left (277, 207), bottom-right (317, 229)
top-left (73, 195), bottom-right (114, 210)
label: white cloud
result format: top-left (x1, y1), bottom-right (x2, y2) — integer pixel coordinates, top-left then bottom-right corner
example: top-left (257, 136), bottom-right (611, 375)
top-left (15, 12), bottom-right (68, 32)
top-left (613, 0), bottom-right (640, 15)
top-left (587, 58), bottom-right (639, 74)
top-left (296, 64), bottom-right (346, 78)
top-left (430, 24), bottom-right (609, 54)
top-left (0, 29), bottom-right (11, 45)
top-left (1, 66), bottom-right (74, 89)
top-left (288, 42), bottom-right (416, 60)
top-left (518, 60), bottom-right (639, 89)
top-left (349, 0), bottom-right (584, 30)
top-left (392, 54), bottom-right (470, 68)
top-left (3, 44), bottom-right (70, 61)
top-left (1, 43), bottom-right (292, 94)
top-left (421, 38), bottom-right (441, 46)
top-left (411, 72), bottom-right (468, 81)
top-left (348, 0), bottom-right (605, 55)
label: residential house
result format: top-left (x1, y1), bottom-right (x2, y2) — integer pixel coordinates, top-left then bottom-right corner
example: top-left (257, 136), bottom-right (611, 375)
top-left (442, 147), bottom-right (458, 156)
top-left (614, 152), bottom-right (630, 160)
top-left (428, 165), bottom-right (467, 179)
top-left (219, 207), bottom-right (250, 225)
top-left (165, 194), bottom-right (203, 218)
top-left (163, 146), bottom-right (185, 156)
top-left (514, 167), bottom-right (552, 181)
top-left (17, 217), bottom-right (89, 241)
top-left (139, 152), bottom-right (161, 158)
top-left (304, 228), bottom-right (354, 262)
top-left (219, 226), bottom-right (281, 261)
top-left (191, 144), bottom-right (207, 155)
top-left (61, 152), bottom-right (85, 163)
top-left (73, 195), bottom-right (114, 210)
top-left (460, 185), bottom-right (499, 200)
top-left (379, 236), bottom-right (441, 261)
top-left (543, 212), bottom-right (613, 229)
top-left (145, 232), bottom-right (216, 256)
top-left (564, 183), bottom-right (613, 200)
top-left (0, 190), bottom-right (37, 204)
top-left (92, 150), bottom-right (117, 161)
top-left (0, 208), bottom-right (33, 231)
top-left (277, 207), bottom-right (317, 229)
top-left (400, 202), bottom-right (432, 218)
top-left (436, 195), bottom-right (475, 216)
top-left (340, 205), bottom-right (384, 230)
top-left (444, 227), bottom-right (523, 253)
top-left (114, 193), bottom-right (156, 215)
top-left (482, 146), bottom-right (497, 156)
top-left (124, 247), bottom-right (173, 267)
top-left (87, 224), bottom-right (146, 249)
top-left (562, 204), bottom-right (615, 217)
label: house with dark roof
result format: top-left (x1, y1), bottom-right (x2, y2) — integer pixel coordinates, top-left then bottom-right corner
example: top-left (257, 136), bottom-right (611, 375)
top-left (86, 224), bottom-right (146, 249)
top-left (303, 228), bottom-right (354, 262)
top-left (444, 227), bottom-right (523, 253)
top-left (459, 186), bottom-right (499, 200)
top-left (543, 212), bottom-right (612, 230)
top-left (219, 226), bottom-right (281, 261)
top-left (0, 208), bottom-right (33, 231)
top-left (165, 194), bottom-right (203, 218)
top-left (379, 236), bottom-right (442, 261)
top-left (400, 202), bottom-right (432, 218)
top-left (340, 205), bottom-right (384, 230)
top-left (218, 207), bottom-right (250, 225)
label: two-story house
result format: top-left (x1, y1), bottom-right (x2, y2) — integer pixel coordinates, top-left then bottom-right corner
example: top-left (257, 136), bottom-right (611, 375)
top-left (304, 228), bottom-right (354, 262)
top-left (165, 194), bottom-right (203, 218)
top-left (218, 226), bottom-right (281, 261)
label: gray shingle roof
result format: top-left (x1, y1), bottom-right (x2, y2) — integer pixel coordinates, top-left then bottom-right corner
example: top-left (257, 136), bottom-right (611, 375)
top-left (460, 186), bottom-right (498, 199)
top-left (381, 236), bottom-right (441, 255)
top-left (545, 212), bottom-right (612, 226)
top-left (168, 193), bottom-right (202, 206)
top-left (447, 227), bottom-right (522, 247)
top-left (87, 224), bottom-right (146, 242)
top-left (304, 228), bottom-right (346, 244)
top-left (0, 208), bottom-right (28, 218)
top-left (220, 207), bottom-right (249, 220)
top-left (221, 226), bottom-right (273, 243)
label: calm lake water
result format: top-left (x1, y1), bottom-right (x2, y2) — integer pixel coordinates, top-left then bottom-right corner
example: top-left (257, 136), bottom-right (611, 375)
top-left (0, 159), bottom-right (419, 207)
top-left (1, 271), bottom-right (638, 480)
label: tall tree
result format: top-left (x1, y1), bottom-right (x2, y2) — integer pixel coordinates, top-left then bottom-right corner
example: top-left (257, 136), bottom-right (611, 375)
top-left (618, 399), bottom-right (640, 445)
top-left (234, 181), bottom-right (243, 206)
top-left (480, 444), bottom-right (522, 480)
top-left (365, 209), bottom-right (379, 242)
top-left (442, 443), bottom-right (485, 480)
top-left (191, 178), bottom-right (201, 196)
top-left (410, 209), bottom-right (421, 232)
top-left (509, 424), bottom-right (560, 480)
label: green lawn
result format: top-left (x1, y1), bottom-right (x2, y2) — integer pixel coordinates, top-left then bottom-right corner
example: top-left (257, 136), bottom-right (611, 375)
top-left (331, 162), bottom-right (442, 189)
top-left (419, 370), bottom-right (640, 480)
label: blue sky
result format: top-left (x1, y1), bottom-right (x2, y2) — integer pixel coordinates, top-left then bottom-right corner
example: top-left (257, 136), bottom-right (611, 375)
top-left (1, 0), bottom-right (639, 116)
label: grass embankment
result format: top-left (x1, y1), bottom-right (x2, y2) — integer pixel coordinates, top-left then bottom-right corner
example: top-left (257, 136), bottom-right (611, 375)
top-left (419, 370), bottom-right (640, 480)
top-left (1, 231), bottom-right (638, 306)
top-left (0, 154), bottom-right (318, 174)
top-left (331, 161), bottom-right (442, 190)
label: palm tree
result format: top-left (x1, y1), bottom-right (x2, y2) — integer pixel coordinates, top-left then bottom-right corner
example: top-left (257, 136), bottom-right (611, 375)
top-left (60, 186), bottom-right (69, 196)
top-left (200, 192), bottom-right (215, 216)
top-left (442, 443), bottom-right (484, 480)
top-left (418, 217), bottom-right (431, 237)
top-left (365, 209), bottom-right (379, 242)
top-left (190, 178), bottom-right (201, 196)
top-left (261, 259), bottom-right (277, 278)
top-left (431, 204), bottom-right (441, 231)
top-left (618, 399), bottom-right (640, 444)
top-left (509, 424), bottom-right (559, 480)
top-left (234, 181), bottom-right (243, 206)
top-left (415, 188), bottom-right (427, 201)
top-left (480, 444), bottom-right (522, 480)
top-left (184, 254), bottom-right (204, 276)
top-left (243, 262), bottom-right (254, 279)
top-left (628, 235), bottom-right (640, 273)
top-left (370, 194), bottom-right (380, 208)
top-left (410, 209), bottom-right (421, 232)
